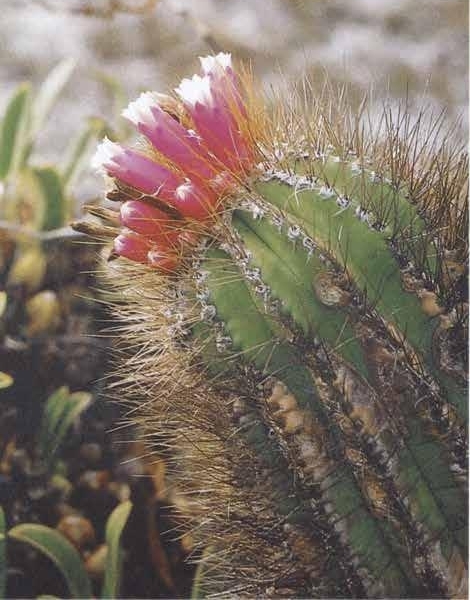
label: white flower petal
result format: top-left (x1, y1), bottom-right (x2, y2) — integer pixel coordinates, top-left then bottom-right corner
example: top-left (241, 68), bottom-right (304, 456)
top-left (91, 137), bottom-right (122, 171)
top-left (200, 53), bottom-right (232, 74)
top-left (122, 91), bottom-right (159, 125)
top-left (175, 74), bottom-right (212, 107)
top-left (175, 181), bottom-right (194, 200)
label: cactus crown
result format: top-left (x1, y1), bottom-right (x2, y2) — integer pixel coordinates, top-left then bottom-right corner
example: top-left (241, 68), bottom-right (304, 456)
top-left (77, 55), bottom-right (468, 598)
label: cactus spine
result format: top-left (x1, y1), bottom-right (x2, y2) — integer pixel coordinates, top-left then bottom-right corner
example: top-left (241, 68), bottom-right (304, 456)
top-left (81, 56), bottom-right (468, 598)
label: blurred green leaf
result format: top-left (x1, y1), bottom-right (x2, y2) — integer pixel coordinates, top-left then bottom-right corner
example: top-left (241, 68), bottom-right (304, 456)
top-left (102, 500), bottom-right (132, 599)
top-left (37, 386), bottom-right (69, 458)
top-left (0, 83), bottom-right (31, 181)
top-left (0, 506), bottom-right (6, 600)
top-left (8, 524), bottom-right (92, 598)
top-left (61, 116), bottom-right (106, 191)
top-left (32, 166), bottom-right (67, 231)
top-left (51, 391), bottom-right (92, 456)
top-left (0, 373), bottom-right (14, 390)
top-left (9, 167), bottom-right (67, 232)
top-left (30, 59), bottom-right (76, 140)
top-left (95, 71), bottom-right (127, 123)
top-left (38, 387), bottom-right (92, 471)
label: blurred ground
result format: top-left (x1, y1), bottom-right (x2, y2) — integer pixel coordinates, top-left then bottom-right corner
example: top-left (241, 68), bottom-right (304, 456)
top-left (1, 0), bottom-right (468, 201)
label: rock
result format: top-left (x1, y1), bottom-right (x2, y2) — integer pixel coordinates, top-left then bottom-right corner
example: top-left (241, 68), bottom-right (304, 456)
top-left (79, 442), bottom-right (103, 466)
top-left (78, 469), bottom-right (110, 490)
top-left (25, 290), bottom-right (61, 336)
top-left (56, 514), bottom-right (96, 551)
top-left (55, 502), bottom-right (79, 519)
top-left (7, 246), bottom-right (47, 293)
top-left (9, 448), bottom-right (31, 478)
top-left (108, 481), bottom-right (131, 503)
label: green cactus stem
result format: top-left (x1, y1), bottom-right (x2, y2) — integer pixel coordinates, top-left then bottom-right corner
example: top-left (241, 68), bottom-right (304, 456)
top-left (82, 59), bottom-right (468, 598)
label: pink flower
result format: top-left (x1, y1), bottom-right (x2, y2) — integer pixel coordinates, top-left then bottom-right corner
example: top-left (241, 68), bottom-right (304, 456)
top-left (147, 248), bottom-right (178, 272)
top-left (171, 181), bottom-right (217, 220)
top-left (200, 53), bottom-right (248, 120)
top-left (122, 93), bottom-right (218, 181)
top-left (119, 200), bottom-right (183, 247)
top-left (113, 232), bottom-right (154, 264)
top-left (175, 57), bottom-right (251, 173)
top-left (92, 138), bottom-right (181, 198)
top-left (94, 53), bottom-right (256, 271)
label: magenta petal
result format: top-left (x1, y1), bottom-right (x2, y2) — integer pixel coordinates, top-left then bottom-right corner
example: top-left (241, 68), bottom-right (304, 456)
top-left (174, 66), bottom-right (250, 174)
top-left (122, 95), bottom-right (218, 180)
top-left (169, 181), bottom-right (216, 220)
top-left (94, 139), bottom-right (182, 196)
top-left (120, 201), bottom-right (170, 237)
top-left (114, 233), bottom-right (152, 264)
top-left (147, 249), bottom-right (178, 272)
top-left (114, 150), bottom-right (182, 197)
top-left (190, 102), bottom-right (248, 172)
top-left (142, 108), bottom-right (218, 180)
top-left (208, 66), bottom-right (247, 118)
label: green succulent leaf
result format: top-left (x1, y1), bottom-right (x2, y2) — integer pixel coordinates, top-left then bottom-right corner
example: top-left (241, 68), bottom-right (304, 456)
top-left (37, 386), bottom-right (69, 466)
top-left (32, 166), bottom-right (67, 231)
top-left (30, 59), bottom-right (76, 141)
top-left (0, 83), bottom-right (31, 181)
top-left (8, 524), bottom-right (92, 598)
top-left (94, 71), bottom-right (128, 133)
top-left (61, 116), bottom-right (106, 191)
top-left (38, 387), bottom-right (92, 471)
top-left (102, 500), bottom-right (132, 599)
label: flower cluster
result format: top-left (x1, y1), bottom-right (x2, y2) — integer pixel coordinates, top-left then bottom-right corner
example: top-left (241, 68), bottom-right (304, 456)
top-left (93, 53), bottom-right (255, 270)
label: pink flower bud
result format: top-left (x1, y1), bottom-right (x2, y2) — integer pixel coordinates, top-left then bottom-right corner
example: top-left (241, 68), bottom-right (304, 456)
top-left (92, 138), bottom-right (182, 197)
top-left (147, 249), bottom-right (178, 272)
top-left (199, 53), bottom-right (246, 117)
top-left (170, 181), bottom-right (217, 220)
top-left (122, 93), bottom-right (218, 181)
top-left (95, 53), bottom-right (257, 271)
top-left (120, 200), bottom-right (170, 237)
top-left (174, 54), bottom-right (252, 175)
top-left (113, 233), bottom-right (152, 264)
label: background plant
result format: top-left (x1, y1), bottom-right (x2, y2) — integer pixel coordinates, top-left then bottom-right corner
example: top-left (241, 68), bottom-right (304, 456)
top-left (0, 499), bottom-right (131, 599)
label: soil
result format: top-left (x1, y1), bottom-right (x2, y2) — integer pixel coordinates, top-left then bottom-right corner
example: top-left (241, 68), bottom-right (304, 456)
top-left (0, 234), bottom-right (194, 598)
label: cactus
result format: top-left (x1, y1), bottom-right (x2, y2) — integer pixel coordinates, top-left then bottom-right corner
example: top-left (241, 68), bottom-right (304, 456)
top-left (75, 55), bottom-right (468, 598)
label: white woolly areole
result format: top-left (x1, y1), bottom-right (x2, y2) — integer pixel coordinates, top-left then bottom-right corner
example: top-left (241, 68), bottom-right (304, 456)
top-left (175, 74), bottom-right (212, 107)
top-left (175, 181), bottom-right (195, 200)
top-left (91, 137), bottom-right (122, 171)
top-left (199, 53), bottom-right (232, 75)
top-left (122, 91), bottom-right (159, 125)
